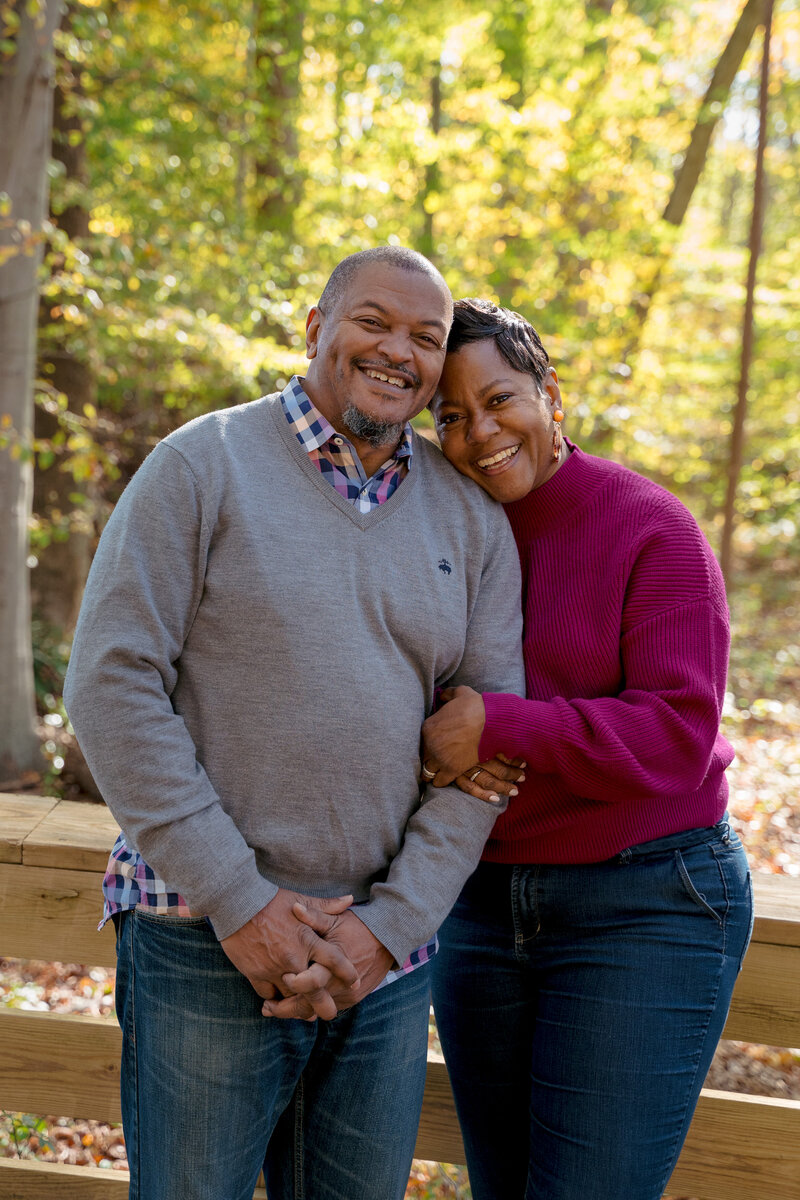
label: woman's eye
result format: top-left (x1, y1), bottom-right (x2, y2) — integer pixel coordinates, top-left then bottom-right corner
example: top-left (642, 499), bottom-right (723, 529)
top-left (488, 394), bottom-right (512, 406)
top-left (437, 413), bottom-right (460, 427)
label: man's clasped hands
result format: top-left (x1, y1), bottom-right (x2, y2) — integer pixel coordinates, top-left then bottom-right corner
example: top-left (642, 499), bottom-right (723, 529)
top-left (220, 888), bottom-right (392, 1022)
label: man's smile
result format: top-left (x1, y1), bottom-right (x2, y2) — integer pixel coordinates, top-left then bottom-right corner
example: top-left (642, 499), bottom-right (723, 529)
top-left (357, 362), bottom-right (417, 391)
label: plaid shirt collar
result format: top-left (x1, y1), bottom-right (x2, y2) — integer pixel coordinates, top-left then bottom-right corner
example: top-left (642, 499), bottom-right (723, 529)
top-left (280, 376), bottom-right (414, 469)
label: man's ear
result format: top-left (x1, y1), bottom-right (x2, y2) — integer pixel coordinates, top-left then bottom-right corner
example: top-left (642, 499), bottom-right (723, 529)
top-left (305, 307), bottom-right (322, 359)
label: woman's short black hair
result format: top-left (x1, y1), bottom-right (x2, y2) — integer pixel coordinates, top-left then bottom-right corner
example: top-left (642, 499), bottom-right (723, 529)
top-left (447, 298), bottom-right (550, 387)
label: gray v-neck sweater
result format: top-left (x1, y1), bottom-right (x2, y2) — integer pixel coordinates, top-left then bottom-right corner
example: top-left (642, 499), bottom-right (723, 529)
top-left (64, 394), bottom-right (524, 961)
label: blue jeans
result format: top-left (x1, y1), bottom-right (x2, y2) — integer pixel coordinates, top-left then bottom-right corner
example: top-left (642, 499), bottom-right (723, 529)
top-left (114, 909), bottom-right (431, 1200)
top-left (431, 821), bottom-right (753, 1200)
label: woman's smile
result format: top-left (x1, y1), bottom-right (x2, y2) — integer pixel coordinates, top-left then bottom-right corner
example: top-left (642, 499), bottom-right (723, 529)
top-left (474, 444), bottom-right (522, 473)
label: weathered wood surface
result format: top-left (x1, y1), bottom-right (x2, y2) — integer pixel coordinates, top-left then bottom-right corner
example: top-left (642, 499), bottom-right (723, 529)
top-left (0, 1010), bottom-right (120, 1120)
top-left (0, 863), bottom-right (116, 965)
top-left (668, 1089), bottom-right (800, 1200)
top-left (20, 799), bottom-right (120, 872)
top-left (751, 870), bottom-right (800, 947)
top-left (0, 795), bottom-right (57, 864)
top-left (722, 940), bottom-right (800, 1045)
top-left (0, 1158), bottom-right (268, 1199)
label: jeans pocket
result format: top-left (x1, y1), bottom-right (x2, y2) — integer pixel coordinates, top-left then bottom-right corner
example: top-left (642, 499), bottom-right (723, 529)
top-left (674, 847), bottom-right (726, 926)
top-left (134, 908), bottom-right (209, 928)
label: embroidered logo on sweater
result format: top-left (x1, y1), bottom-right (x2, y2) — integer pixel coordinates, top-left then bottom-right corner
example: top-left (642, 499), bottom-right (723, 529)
top-left (438, 558), bottom-right (452, 575)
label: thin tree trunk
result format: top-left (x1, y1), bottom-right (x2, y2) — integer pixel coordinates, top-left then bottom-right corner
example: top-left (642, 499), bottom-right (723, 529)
top-left (488, 3), bottom-right (528, 307)
top-left (419, 66), bottom-right (441, 263)
top-left (0, 0), bottom-right (63, 779)
top-left (253, 0), bottom-right (305, 235)
top-left (664, 0), bottom-right (767, 227)
top-left (33, 1), bottom-right (93, 633)
top-left (624, 0), bottom-right (765, 355)
top-left (720, 0), bottom-right (773, 583)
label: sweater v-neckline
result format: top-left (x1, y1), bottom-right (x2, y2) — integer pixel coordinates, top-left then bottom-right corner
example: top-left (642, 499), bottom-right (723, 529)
top-left (267, 394), bottom-right (420, 530)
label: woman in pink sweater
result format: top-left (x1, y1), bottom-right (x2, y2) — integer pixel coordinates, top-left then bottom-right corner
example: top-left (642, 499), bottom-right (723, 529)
top-left (422, 298), bottom-right (753, 1200)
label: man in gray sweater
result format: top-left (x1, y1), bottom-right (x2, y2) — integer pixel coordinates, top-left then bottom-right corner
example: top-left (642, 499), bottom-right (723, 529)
top-left (64, 247), bottom-right (524, 1200)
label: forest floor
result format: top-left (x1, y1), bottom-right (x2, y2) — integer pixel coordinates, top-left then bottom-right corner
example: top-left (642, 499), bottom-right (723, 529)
top-left (2, 560), bottom-right (799, 1197)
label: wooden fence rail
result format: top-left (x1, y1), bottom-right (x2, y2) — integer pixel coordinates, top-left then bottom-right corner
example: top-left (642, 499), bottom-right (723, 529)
top-left (1, 794), bottom-right (800, 1199)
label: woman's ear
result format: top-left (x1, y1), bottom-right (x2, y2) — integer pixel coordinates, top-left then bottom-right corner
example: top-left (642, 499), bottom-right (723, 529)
top-left (544, 367), bottom-right (562, 408)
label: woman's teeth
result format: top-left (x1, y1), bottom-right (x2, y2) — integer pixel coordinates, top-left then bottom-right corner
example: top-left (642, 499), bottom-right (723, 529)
top-left (477, 445), bottom-right (520, 469)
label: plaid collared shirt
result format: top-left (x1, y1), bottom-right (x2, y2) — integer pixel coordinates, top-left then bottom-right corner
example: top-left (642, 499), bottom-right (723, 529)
top-left (100, 379), bottom-right (435, 988)
top-left (282, 374), bottom-right (413, 512)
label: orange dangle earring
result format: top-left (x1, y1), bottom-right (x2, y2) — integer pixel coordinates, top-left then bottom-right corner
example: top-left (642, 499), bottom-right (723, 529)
top-left (552, 407), bottom-right (564, 461)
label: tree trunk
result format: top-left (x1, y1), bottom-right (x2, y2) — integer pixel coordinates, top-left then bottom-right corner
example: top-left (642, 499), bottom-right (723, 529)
top-left (663, 0), bottom-right (767, 228)
top-left (720, 1), bottom-right (773, 583)
top-left (488, 3), bottom-right (528, 308)
top-left (419, 66), bottom-right (442, 263)
top-left (33, 1), bottom-right (93, 633)
top-left (0, 0), bottom-right (63, 778)
top-left (253, 0), bottom-right (305, 236)
top-left (625, 0), bottom-right (766, 352)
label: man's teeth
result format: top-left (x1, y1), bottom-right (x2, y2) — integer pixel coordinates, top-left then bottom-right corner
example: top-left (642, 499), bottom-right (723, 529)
top-left (477, 445), bottom-right (520, 469)
top-left (364, 369), bottom-right (409, 388)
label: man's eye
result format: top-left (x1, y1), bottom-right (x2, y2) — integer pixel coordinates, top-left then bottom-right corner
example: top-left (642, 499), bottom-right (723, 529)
top-left (418, 335), bottom-right (442, 347)
top-left (358, 317), bottom-right (382, 327)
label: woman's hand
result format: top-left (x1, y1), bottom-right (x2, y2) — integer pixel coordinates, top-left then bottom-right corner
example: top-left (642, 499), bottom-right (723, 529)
top-left (421, 687), bottom-right (524, 803)
top-left (421, 685), bottom-right (485, 784)
top-left (451, 754), bottom-right (526, 804)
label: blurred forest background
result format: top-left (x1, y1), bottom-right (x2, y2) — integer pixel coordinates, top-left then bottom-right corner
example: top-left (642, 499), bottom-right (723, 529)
top-left (1, 0), bottom-right (798, 848)
top-left (3, 0), bottom-right (798, 804)
top-left (1, 0), bottom-right (799, 1192)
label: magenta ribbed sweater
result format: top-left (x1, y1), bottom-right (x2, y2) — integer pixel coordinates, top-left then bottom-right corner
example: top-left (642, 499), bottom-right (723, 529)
top-left (478, 443), bottom-right (734, 864)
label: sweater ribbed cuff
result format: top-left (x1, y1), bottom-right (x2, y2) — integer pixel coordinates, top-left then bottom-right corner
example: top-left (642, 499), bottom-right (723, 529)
top-left (205, 869), bottom-right (280, 942)
top-left (479, 692), bottom-right (555, 772)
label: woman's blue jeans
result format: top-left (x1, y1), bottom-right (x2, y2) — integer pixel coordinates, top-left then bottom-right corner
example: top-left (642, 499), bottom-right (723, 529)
top-left (431, 821), bottom-right (753, 1200)
top-left (114, 909), bottom-right (431, 1200)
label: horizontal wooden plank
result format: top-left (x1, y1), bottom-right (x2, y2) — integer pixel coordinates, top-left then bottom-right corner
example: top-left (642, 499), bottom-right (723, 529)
top-left (0, 1158), bottom-right (268, 1199)
top-left (1, 1080), bottom-right (798, 1200)
top-left (3, 1015), bottom-right (472, 1148)
top-left (722, 941), bottom-right (800, 1046)
top-left (0, 862), bottom-right (116, 966)
top-left (0, 1010), bottom-right (121, 1122)
top-left (752, 874), bottom-right (800, 948)
top-left (2, 791), bottom-right (799, 952)
top-left (417, 1076), bottom-right (800, 1199)
top-left (5, 980), bottom-right (799, 1138)
top-left (0, 795), bottom-right (57, 865)
top-left (668, 1089), bottom-right (800, 1200)
top-left (0, 1158), bottom-right (130, 1198)
top-left (22, 800), bottom-right (119, 873)
top-left (3, 883), bottom-right (796, 1050)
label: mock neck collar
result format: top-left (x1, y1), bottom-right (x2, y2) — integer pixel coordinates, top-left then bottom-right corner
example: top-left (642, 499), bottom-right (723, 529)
top-left (502, 441), bottom-right (609, 537)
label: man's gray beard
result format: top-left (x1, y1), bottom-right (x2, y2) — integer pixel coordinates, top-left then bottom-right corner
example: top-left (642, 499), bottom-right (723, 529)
top-left (341, 403), bottom-right (405, 449)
